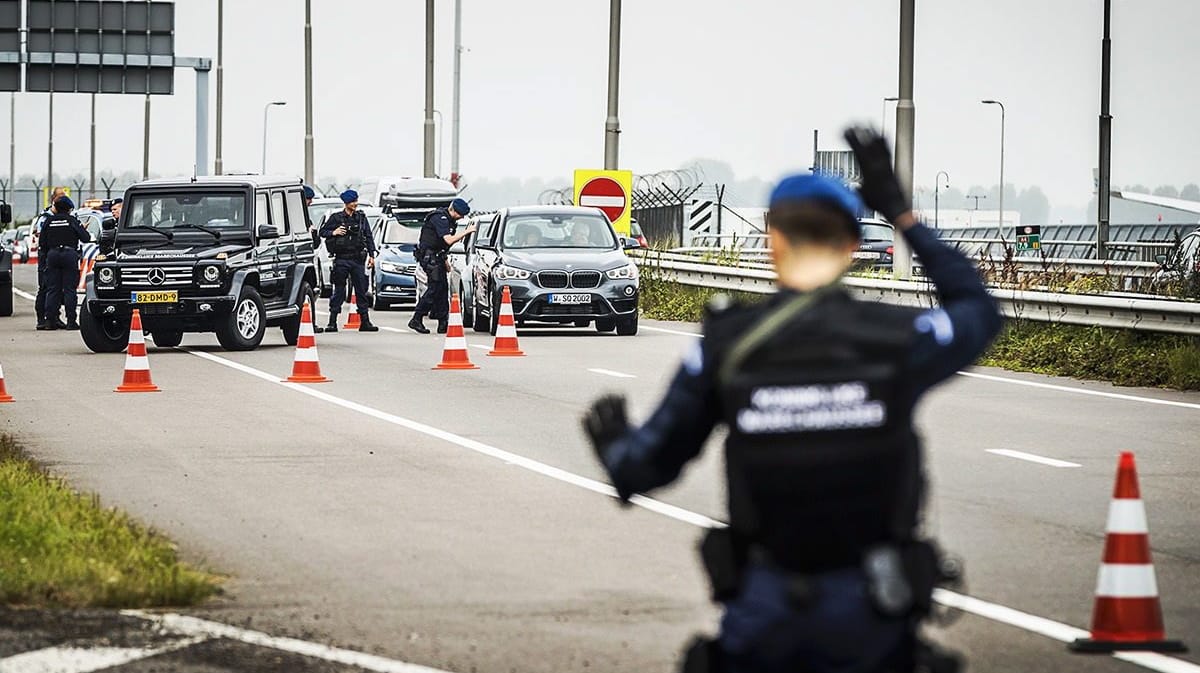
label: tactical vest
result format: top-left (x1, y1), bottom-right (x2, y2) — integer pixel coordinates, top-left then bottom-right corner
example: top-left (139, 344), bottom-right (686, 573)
top-left (326, 214), bottom-right (366, 256)
top-left (39, 213), bottom-right (82, 249)
top-left (710, 288), bottom-right (923, 574)
top-left (418, 209), bottom-right (454, 255)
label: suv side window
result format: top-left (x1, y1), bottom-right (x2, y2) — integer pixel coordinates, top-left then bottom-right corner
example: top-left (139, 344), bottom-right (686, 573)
top-left (285, 190), bottom-right (307, 234)
top-left (270, 191), bottom-right (288, 233)
top-left (476, 214), bottom-right (498, 247)
top-left (255, 193), bottom-right (270, 227)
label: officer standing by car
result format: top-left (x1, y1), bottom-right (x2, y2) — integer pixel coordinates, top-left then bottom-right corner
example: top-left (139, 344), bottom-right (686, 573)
top-left (581, 127), bottom-right (1001, 673)
top-left (39, 196), bottom-right (91, 331)
top-left (34, 186), bottom-right (68, 330)
top-left (319, 189), bottom-right (379, 333)
top-left (408, 198), bottom-right (475, 334)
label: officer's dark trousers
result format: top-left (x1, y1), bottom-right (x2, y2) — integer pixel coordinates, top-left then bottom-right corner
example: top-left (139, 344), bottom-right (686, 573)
top-left (35, 252), bottom-right (47, 323)
top-left (329, 257), bottom-right (370, 317)
top-left (717, 564), bottom-right (909, 673)
top-left (43, 247), bottom-right (81, 324)
top-left (413, 256), bottom-right (449, 322)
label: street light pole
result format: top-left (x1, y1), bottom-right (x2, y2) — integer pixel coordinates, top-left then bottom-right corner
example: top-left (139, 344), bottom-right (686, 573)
top-left (47, 92), bottom-right (53, 190)
top-left (603, 0), bottom-right (621, 169)
top-left (142, 94), bottom-right (150, 180)
top-left (261, 101), bottom-right (286, 174)
top-left (892, 0), bottom-right (915, 279)
top-left (1097, 0), bottom-right (1112, 260)
top-left (215, 0), bottom-right (224, 175)
top-left (432, 109), bottom-right (444, 178)
top-left (304, 0), bottom-right (314, 185)
top-left (934, 170), bottom-right (949, 229)
top-left (450, 0), bottom-right (462, 184)
top-left (982, 100), bottom-right (1005, 234)
top-left (89, 93), bottom-right (96, 197)
top-left (423, 0), bottom-right (435, 178)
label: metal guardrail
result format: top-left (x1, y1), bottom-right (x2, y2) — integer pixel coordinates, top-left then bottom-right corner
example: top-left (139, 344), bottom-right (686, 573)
top-left (634, 252), bottom-right (1200, 336)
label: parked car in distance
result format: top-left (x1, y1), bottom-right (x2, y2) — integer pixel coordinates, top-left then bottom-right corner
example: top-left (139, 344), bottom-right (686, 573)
top-left (1151, 228), bottom-right (1200, 292)
top-left (463, 205), bottom-right (642, 336)
top-left (851, 218), bottom-right (895, 270)
top-left (629, 218), bottom-right (648, 248)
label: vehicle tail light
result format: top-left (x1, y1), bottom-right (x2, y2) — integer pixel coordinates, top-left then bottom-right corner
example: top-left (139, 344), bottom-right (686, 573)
top-left (886, 246), bottom-right (894, 255)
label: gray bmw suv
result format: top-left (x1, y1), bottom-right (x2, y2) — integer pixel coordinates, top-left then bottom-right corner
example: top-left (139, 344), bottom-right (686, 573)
top-left (463, 206), bottom-right (642, 335)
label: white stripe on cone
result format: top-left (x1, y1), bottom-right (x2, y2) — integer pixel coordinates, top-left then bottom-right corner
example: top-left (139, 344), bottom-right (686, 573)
top-left (500, 301), bottom-right (515, 318)
top-left (123, 355), bottom-right (150, 370)
top-left (129, 330), bottom-right (146, 345)
top-left (300, 322), bottom-right (315, 337)
top-left (293, 348), bottom-right (320, 363)
top-left (444, 336), bottom-right (468, 350)
top-left (496, 323), bottom-right (517, 338)
top-left (1095, 564), bottom-right (1159, 598)
top-left (1105, 499), bottom-right (1149, 534)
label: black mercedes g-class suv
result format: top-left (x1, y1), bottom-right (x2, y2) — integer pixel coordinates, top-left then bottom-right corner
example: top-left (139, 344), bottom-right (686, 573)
top-left (81, 176), bottom-right (320, 352)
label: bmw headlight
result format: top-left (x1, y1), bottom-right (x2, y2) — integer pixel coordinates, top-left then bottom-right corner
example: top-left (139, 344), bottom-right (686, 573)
top-left (605, 262), bottom-right (639, 280)
top-left (202, 265), bottom-right (221, 283)
top-left (97, 266), bottom-right (116, 285)
top-left (494, 264), bottom-right (532, 281)
top-left (380, 260), bottom-right (404, 273)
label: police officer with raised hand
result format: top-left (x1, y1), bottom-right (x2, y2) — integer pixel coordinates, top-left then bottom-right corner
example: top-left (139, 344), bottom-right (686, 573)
top-left (582, 126), bottom-right (1001, 673)
top-left (39, 196), bottom-right (91, 331)
top-left (408, 197), bottom-right (475, 334)
top-left (34, 187), bottom-right (68, 330)
top-left (320, 189), bottom-right (379, 333)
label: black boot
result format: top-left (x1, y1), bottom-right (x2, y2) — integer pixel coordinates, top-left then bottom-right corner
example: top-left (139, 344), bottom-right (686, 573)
top-left (436, 319), bottom-right (449, 334)
top-left (358, 313), bottom-right (379, 332)
top-left (64, 318), bottom-right (80, 330)
top-left (325, 313), bottom-right (339, 333)
top-left (408, 316), bottom-right (430, 334)
top-left (36, 321), bottom-right (52, 331)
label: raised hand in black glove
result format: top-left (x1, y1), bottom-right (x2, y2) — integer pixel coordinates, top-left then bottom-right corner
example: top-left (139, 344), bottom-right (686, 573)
top-left (582, 394), bottom-right (629, 466)
top-left (844, 126), bottom-right (911, 223)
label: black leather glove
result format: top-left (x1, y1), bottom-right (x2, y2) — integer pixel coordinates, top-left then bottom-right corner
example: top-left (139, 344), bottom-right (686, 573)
top-left (844, 126), bottom-right (911, 223)
top-left (582, 394), bottom-right (629, 467)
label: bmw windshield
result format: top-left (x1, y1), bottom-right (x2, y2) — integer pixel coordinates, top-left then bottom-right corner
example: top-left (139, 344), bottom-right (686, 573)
top-left (501, 213), bottom-right (616, 250)
top-left (123, 193), bottom-right (249, 232)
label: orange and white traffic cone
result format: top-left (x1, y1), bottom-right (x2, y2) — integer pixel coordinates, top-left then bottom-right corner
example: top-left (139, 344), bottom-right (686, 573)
top-left (115, 309), bottom-right (160, 393)
top-left (286, 300), bottom-right (330, 383)
top-left (1070, 452), bottom-right (1187, 653)
top-left (77, 257), bottom-right (94, 291)
top-left (434, 294), bottom-right (478, 370)
top-left (343, 291), bottom-right (362, 330)
top-left (0, 359), bottom-right (14, 403)
top-left (488, 286), bottom-right (525, 357)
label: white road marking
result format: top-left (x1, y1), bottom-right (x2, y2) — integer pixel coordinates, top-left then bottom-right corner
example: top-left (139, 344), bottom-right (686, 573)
top-left (181, 347), bottom-right (1198, 673)
top-left (470, 344), bottom-right (490, 350)
top-left (123, 612), bottom-right (450, 673)
top-left (588, 368), bottom-right (637, 379)
top-left (0, 636), bottom-right (207, 673)
top-left (12, 287), bottom-right (36, 301)
top-left (957, 371), bottom-right (1200, 411)
top-left (640, 325), bottom-right (702, 338)
top-left (985, 449), bottom-right (1082, 468)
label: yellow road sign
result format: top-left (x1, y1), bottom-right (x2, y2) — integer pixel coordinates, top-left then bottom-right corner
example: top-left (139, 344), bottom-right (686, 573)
top-left (573, 169), bottom-right (633, 236)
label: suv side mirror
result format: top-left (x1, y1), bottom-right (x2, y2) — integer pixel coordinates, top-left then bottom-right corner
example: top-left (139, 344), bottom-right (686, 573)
top-left (0, 203), bottom-right (11, 225)
top-left (257, 224), bottom-right (280, 240)
top-left (101, 217), bottom-right (117, 231)
top-left (621, 236), bottom-right (641, 250)
top-left (1154, 253), bottom-right (1168, 266)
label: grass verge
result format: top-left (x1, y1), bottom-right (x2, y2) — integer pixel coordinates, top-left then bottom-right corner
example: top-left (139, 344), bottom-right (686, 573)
top-left (639, 277), bottom-right (1200, 391)
top-left (0, 434), bottom-right (222, 608)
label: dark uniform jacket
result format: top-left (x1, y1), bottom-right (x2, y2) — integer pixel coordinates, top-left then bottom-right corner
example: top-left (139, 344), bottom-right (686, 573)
top-left (599, 222), bottom-right (1003, 573)
top-left (39, 213), bottom-right (91, 249)
top-left (319, 210), bottom-right (377, 259)
top-left (417, 208), bottom-right (456, 258)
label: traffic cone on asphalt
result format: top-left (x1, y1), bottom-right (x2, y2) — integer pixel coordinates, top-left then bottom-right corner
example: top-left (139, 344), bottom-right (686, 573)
top-left (0, 359), bottom-right (14, 403)
top-left (488, 286), bottom-right (525, 357)
top-left (433, 294), bottom-right (478, 370)
top-left (343, 292), bottom-right (362, 330)
top-left (115, 309), bottom-right (160, 393)
top-left (1070, 452), bottom-right (1187, 653)
top-left (286, 300), bottom-right (330, 383)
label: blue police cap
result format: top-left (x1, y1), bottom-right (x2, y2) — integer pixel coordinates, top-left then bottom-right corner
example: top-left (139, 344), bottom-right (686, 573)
top-left (55, 196), bottom-right (75, 211)
top-left (450, 198), bottom-right (470, 216)
top-left (302, 185), bottom-right (315, 199)
top-left (768, 173), bottom-right (863, 232)
top-left (340, 189), bottom-right (358, 204)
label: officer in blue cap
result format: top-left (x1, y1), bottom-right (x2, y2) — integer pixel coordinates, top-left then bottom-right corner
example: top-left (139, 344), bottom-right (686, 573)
top-left (319, 189), bottom-right (379, 332)
top-left (38, 195), bottom-right (91, 330)
top-left (582, 127), bottom-right (1001, 673)
top-left (409, 197), bottom-right (475, 334)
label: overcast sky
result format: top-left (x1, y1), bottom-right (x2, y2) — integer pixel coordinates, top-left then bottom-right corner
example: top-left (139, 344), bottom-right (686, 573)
top-left (5, 0), bottom-right (1199, 209)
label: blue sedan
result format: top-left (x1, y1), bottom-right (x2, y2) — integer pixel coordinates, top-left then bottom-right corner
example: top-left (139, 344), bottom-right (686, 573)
top-left (370, 217), bottom-right (421, 310)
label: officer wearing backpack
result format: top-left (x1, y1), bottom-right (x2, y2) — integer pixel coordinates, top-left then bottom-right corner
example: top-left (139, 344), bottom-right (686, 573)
top-left (582, 127), bottom-right (1001, 673)
top-left (320, 189), bottom-right (379, 332)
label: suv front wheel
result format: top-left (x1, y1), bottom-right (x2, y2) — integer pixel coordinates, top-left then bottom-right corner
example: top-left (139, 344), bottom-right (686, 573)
top-left (79, 304), bottom-right (130, 353)
top-left (216, 286), bottom-right (267, 351)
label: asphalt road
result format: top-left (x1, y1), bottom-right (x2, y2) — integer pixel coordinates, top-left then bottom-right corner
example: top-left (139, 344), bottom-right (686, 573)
top-left (2, 263), bottom-right (1198, 673)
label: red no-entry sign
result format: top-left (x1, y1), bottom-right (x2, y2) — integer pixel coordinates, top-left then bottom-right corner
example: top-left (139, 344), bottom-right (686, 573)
top-left (577, 176), bottom-right (628, 224)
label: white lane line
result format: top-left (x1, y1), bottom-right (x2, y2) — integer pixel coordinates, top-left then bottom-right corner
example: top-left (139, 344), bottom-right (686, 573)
top-left (182, 347), bottom-right (1196, 673)
top-left (588, 368), bottom-right (637, 379)
top-left (122, 612), bottom-right (449, 673)
top-left (0, 636), bottom-right (207, 673)
top-left (470, 344), bottom-right (490, 350)
top-left (932, 590), bottom-right (1200, 673)
top-left (986, 449), bottom-right (1082, 468)
top-left (957, 371), bottom-right (1200, 411)
top-left (12, 287), bottom-right (36, 301)
top-left (640, 325), bottom-right (702, 338)
top-left (182, 348), bottom-right (723, 530)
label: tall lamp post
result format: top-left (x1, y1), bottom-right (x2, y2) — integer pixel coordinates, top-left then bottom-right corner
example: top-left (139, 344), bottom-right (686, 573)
top-left (981, 99), bottom-right (1005, 234)
top-left (934, 170), bottom-right (950, 229)
top-left (261, 101), bottom-right (286, 174)
top-left (603, 0), bottom-right (622, 169)
top-left (215, 0), bottom-right (224, 175)
top-left (432, 109), bottom-right (444, 178)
